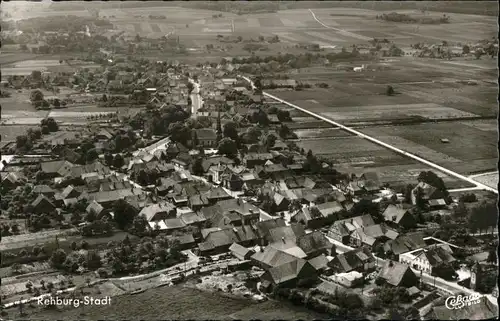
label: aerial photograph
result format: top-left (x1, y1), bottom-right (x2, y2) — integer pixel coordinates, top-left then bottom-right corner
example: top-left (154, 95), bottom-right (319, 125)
top-left (0, 1), bottom-right (498, 320)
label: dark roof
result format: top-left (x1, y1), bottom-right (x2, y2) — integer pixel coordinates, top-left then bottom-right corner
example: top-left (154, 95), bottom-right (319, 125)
top-left (164, 218), bottom-right (186, 230)
top-left (266, 258), bottom-right (310, 284)
top-left (251, 246), bottom-right (302, 268)
top-left (384, 233), bottom-right (426, 255)
top-left (254, 218), bottom-right (287, 239)
top-left (229, 243), bottom-right (253, 260)
top-left (267, 224), bottom-right (305, 244)
top-left (331, 247), bottom-right (374, 272)
top-left (296, 231), bottom-right (331, 256)
top-left (420, 246), bottom-right (456, 266)
top-left (378, 261), bottom-right (416, 287)
top-left (194, 128), bottom-right (217, 140)
top-left (31, 194), bottom-right (56, 209)
top-left (308, 254), bottom-right (329, 270)
top-left (139, 202), bottom-right (176, 221)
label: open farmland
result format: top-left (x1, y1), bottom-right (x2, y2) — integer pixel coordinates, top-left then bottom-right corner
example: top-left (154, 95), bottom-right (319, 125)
top-left (22, 285), bottom-right (329, 320)
top-left (360, 121), bottom-right (498, 175)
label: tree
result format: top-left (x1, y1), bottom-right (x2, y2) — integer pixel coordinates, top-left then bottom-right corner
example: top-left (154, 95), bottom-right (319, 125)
top-left (53, 99), bottom-right (61, 108)
top-left (264, 134), bottom-right (277, 149)
top-left (50, 249), bottom-right (67, 269)
top-left (192, 157), bottom-right (205, 176)
top-left (330, 244), bottom-right (337, 256)
top-left (86, 250), bottom-right (102, 270)
top-left (41, 125), bottom-right (50, 135)
top-left (86, 148), bottom-right (98, 163)
top-left (40, 117), bottom-right (59, 132)
top-left (277, 109), bottom-right (292, 122)
top-left (462, 45), bottom-right (470, 55)
top-left (113, 199), bottom-right (137, 230)
top-left (104, 153), bottom-right (114, 166)
top-left (169, 122), bottom-right (192, 145)
top-left (245, 127), bottom-right (262, 143)
top-left (16, 135), bottom-right (29, 149)
top-left (223, 121), bottom-right (239, 140)
top-left (386, 85), bottom-right (395, 96)
top-left (113, 154), bottom-right (125, 168)
top-left (486, 249), bottom-right (496, 263)
top-left (218, 138), bottom-right (238, 158)
top-left (131, 214), bottom-right (148, 235)
top-left (474, 50), bottom-right (483, 59)
top-left (11, 263), bottom-right (22, 275)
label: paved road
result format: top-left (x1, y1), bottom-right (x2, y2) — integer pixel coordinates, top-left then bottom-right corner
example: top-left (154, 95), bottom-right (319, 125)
top-left (308, 9), bottom-right (372, 41)
top-left (240, 76), bottom-right (498, 195)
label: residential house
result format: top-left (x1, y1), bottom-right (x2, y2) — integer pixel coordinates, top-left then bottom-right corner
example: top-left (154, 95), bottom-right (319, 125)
top-left (241, 172), bottom-right (264, 192)
top-left (382, 204), bottom-right (417, 229)
top-left (331, 271), bottom-right (365, 288)
top-left (383, 233), bottom-right (427, 259)
top-left (201, 198), bottom-right (261, 228)
top-left (328, 247), bottom-right (376, 273)
top-left (296, 231), bottom-right (332, 259)
top-left (163, 218), bottom-right (187, 234)
top-left (292, 201), bottom-right (344, 229)
top-left (79, 188), bottom-right (144, 208)
top-left (1, 172), bottom-right (26, 191)
top-left (267, 224), bottom-right (305, 244)
top-left (254, 218), bottom-right (287, 245)
top-left (399, 244), bottom-right (456, 274)
top-left (204, 187), bottom-right (232, 205)
top-left (179, 212), bottom-right (207, 227)
top-left (86, 200), bottom-right (105, 218)
top-left (40, 160), bottom-right (74, 179)
top-left (198, 225), bottom-right (259, 256)
top-left (411, 182), bottom-right (446, 206)
top-left (139, 201), bottom-right (177, 222)
top-left (193, 128), bottom-right (218, 147)
top-left (167, 234), bottom-right (197, 251)
top-left (229, 243), bottom-right (255, 261)
top-left (350, 223), bottom-right (399, 249)
top-left (220, 171), bottom-right (244, 191)
top-left (328, 214), bottom-right (376, 244)
top-left (251, 244), bottom-right (306, 270)
top-left (31, 194), bottom-right (56, 214)
top-left (260, 258), bottom-right (318, 291)
top-left (243, 153), bottom-right (274, 169)
top-left (378, 260), bottom-right (419, 288)
top-left (308, 254), bottom-right (329, 272)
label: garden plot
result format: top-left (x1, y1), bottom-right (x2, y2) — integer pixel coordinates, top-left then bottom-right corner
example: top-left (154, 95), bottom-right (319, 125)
top-left (294, 137), bottom-right (384, 155)
top-left (471, 173), bottom-right (499, 190)
top-left (459, 120), bottom-right (498, 132)
top-left (304, 31), bottom-right (347, 43)
top-left (294, 128), bottom-right (353, 139)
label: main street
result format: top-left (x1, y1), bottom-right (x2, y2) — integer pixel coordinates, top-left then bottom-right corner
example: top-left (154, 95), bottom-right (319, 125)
top-left (240, 75), bottom-right (498, 195)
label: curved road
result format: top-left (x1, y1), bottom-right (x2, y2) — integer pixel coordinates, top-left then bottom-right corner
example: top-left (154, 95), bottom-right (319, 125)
top-left (240, 76), bottom-right (497, 194)
top-left (308, 9), bottom-right (372, 42)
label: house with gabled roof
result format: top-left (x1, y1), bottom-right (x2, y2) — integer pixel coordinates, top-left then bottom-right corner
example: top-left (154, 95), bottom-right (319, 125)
top-left (31, 194), bottom-right (56, 214)
top-left (40, 160), bottom-right (75, 178)
top-left (296, 231), bottom-right (332, 259)
top-left (1, 172), bottom-right (26, 191)
top-left (411, 181), bottom-right (446, 206)
top-left (139, 201), bottom-right (177, 222)
top-left (201, 198), bottom-right (260, 228)
top-left (328, 246), bottom-right (376, 273)
top-left (260, 258), bottom-right (319, 291)
top-left (382, 204), bottom-right (417, 229)
top-left (383, 232), bottom-right (427, 259)
top-left (399, 244), bottom-right (456, 274)
top-left (378, 260), bottom-right (419, 288)
top-left (328, 214), bottom-right (376, 244)
top-left (292, 201), bottom-right (345, 229)
top-left (350, 223), bottom-right (399, 249)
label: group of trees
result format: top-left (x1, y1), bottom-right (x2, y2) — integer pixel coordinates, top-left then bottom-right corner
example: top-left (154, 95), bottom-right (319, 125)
top-left (15, 118), bottom-right (59, 151)
top-left (377, 12), bottom-right (450, 24)
top-left (103, 235), bottom-right (186, 276)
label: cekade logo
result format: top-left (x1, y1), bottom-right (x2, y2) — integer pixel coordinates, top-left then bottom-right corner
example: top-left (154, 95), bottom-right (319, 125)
top-left (445, 293), bottom-right (482, 310)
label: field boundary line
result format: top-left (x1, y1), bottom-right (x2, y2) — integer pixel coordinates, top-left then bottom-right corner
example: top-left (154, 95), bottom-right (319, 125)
top-left (240, 75), bottom-right (497, 195)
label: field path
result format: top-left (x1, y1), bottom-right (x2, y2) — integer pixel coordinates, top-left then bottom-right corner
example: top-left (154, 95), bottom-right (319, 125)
top-left (241, 76), bottom-right (498, 195)
top-left (308, 9), bottom-right (372, 41)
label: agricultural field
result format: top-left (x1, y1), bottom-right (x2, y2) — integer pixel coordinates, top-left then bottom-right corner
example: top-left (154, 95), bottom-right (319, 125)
top-left (360, 121), bottom-right (498, 175)
top-left (21, 285), bottom-right (329, 320)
